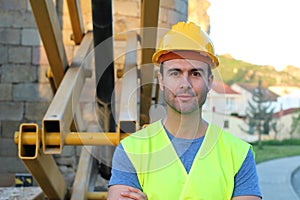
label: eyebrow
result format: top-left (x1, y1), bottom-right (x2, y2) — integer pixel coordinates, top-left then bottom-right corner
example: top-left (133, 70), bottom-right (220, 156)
top-left (167, 68), bottom-right (205, 73)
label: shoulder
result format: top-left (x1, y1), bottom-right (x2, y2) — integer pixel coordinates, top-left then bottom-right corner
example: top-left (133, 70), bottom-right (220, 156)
top-left (121, 120), bottom-right (164, 144)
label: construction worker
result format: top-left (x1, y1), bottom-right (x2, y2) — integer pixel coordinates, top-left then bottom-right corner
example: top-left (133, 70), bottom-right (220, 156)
top-left (107, 21), bottom-right (262, 200)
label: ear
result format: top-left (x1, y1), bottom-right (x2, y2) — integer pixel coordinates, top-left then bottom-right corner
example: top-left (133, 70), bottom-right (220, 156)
top-left (157, 72), bottom-right (164, 91)
top-left (207, 74), bottom-right (214, 91)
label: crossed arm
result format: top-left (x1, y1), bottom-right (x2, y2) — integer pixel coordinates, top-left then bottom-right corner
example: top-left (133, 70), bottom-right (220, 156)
top-left (107, 185), bottom-right (261, 200)
top-left (107, 185), bottom-right (147, 200)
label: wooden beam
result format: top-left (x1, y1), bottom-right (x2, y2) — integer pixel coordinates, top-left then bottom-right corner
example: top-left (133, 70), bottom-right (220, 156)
top-left (66, 0), bottom-right (85, 44)
top-left (139, 0), bottom-right (160, 125)
top-left (29, 0), bottom-right (68, 88)
top-left (42, 32), bottom-right (93, 154)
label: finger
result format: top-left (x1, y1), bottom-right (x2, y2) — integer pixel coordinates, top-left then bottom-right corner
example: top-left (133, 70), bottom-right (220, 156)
top-left (120, 189), bottom-right (147, 200)
top-left (127, 188), bottom-right (147, 199)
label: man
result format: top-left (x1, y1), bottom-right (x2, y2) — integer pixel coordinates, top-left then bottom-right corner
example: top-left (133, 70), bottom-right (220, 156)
top-left (108, 21), bottom-right (262, 200)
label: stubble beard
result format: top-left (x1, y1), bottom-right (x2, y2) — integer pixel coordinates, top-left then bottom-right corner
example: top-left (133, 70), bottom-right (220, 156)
top-left (163, 87), bottom-right (208, 115)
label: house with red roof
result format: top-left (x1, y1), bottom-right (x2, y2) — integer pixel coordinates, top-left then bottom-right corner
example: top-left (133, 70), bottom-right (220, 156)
top-left (231, 82), bottom-right (279, 116)
top-left (204, 80), bottom-right (241, 115)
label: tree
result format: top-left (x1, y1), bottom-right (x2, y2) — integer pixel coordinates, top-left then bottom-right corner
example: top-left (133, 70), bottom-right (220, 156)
top-left (290, 108), bottom-right (300, 138)
top-left (241, 78), bottom-right (275, 149)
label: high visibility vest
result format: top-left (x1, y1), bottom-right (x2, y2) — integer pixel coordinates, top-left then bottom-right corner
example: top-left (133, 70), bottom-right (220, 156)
top-left (121, 120), bottom-right (250, 200)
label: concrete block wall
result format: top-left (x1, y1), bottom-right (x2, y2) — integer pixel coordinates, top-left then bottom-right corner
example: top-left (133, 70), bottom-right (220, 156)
top-left (0, 0), bottom-right (191, 186)
top-left (0, 0), bottom-right (53, 181)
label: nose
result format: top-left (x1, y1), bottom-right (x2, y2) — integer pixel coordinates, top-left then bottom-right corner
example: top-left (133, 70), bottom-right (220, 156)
top-left (179, 74), bottom-right (192, 90)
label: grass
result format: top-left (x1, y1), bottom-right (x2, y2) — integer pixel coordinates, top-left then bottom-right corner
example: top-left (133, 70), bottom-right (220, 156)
top-left (251, 139), bottom-right (300, 163)
top-left (253, 145), bottom-right (300, 164)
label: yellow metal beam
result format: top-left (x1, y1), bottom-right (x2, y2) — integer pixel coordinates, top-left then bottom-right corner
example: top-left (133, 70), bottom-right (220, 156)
top-left (42, 32), bottom-right (93, 154)
top-left (18, 124), bottom-right (40, 159)
top-left (17, 124), bottom-right (67, 199)
top-left (139, 0), bottom-right (160, 125)
top-left (118, 31), bottom-right (139, 132)
top-left (71, 146), bottom-right (99, 200)
top-left (15, 131), bottom-right (128, 146)
top-left (67, 0), bottom-right (85, 44)
top-left (87, 192), bottom-right (107, 200)
top-left (29, 0), bottom-right (68, 89)
top-left (21, 153), bottom-right (67, 199)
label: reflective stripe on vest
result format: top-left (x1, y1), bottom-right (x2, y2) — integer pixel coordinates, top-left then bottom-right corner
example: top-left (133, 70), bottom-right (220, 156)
top-left (121, 120), bottom-right (250, 200)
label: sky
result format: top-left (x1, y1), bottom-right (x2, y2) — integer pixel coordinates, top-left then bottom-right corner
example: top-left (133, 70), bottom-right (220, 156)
top-left (207, 0), bottom-right (300, 71)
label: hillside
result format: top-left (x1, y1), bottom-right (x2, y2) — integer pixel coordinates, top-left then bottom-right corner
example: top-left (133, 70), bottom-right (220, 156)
top-left (213, 54), bottom-right (300, 87)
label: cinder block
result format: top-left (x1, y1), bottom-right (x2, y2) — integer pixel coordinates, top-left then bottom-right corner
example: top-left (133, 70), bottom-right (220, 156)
top-left (13, 83), bottom-right (52, 102)
top-left (0, 28), bottom-right (21, 45)
top-left (0, 138), bottom-right (17, 157)
top-left (0, 46), bottom-right (8, 64)
top-left (0, 84), bottom-right (12, 101)
top-left (1, 64), bottom-right (37, 83)
top-left (0, 0), bottom-right (26, 11)
top-left (32, 46), bottom-right (49, 65)
top-left (8, 46), bottom-right (31, 64)
top-left (21, 29), bottom-right (41, 46)
top-left (25, 102), bottom-right (50, 121)
top-left (1, 120), bottom-right (21, 139)
top-left (114, 1), bottom-right (139, 17)
top-left (0, 102), bottom-right (24, 121)
top-left (0, 156), bottom-right (28, 173)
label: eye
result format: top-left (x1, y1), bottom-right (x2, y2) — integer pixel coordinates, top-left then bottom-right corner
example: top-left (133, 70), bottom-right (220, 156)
top-left (170, 71), bottom-right (179, 76)
top-left (192, 71), bottom-right (202, 77)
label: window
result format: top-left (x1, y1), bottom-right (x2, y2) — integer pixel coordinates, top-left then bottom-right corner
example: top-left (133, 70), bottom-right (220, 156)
top-left (224, 120), bottom-right (229, 128)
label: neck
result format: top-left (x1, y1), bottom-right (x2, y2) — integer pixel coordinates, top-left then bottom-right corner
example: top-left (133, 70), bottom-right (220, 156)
top-left (163, 106), bottom-right (208, 139)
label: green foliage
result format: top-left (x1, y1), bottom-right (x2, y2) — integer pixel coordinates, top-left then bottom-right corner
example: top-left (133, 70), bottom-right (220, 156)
top-left (250, 138), bottom-right (300, 146)
top-left (213, 54), bottom-right (300, 86)
top-left (241, 78), bottom-right (275, 149)
top-left (242, 78), bottom-right (274, 135)
top-left (253, 145), bottom-right (300, 164)
top-left (290, 108), bottom-right (300, 137)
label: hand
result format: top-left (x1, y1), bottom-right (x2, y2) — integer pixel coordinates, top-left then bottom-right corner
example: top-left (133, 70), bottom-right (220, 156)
top-left (119, 187), bottom-right (148, 200)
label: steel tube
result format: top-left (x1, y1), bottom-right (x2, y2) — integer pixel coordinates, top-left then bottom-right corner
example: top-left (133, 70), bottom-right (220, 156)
top-left (42, 32), bottom-right (93, 154)
top-left (18, 124), bottom-right (40, 159)
top-left (87, 192), bottom-right (107, 200)
top-left (15, 131), bottom-right (128, 146)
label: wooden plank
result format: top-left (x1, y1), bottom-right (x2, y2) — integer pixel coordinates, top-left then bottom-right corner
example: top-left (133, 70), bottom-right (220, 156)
top-left (42, 32), bottom-right (93, 154)
top-left (29, 0), bottom-right (68, 89)
top-left (139, 0), bottom-right (160, 125)
top-left (66, 0), bottom-right (85, 44)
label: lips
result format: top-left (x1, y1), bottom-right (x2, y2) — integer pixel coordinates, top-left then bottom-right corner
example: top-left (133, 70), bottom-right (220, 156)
top-left (175, 93), bottom-right (195, 101)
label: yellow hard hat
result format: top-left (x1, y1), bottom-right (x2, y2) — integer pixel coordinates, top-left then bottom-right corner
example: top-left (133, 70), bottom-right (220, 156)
top-left (152, 21), bottom-right (219, 68)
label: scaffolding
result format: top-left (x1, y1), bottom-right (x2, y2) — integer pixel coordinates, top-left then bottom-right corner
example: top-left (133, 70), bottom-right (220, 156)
top-left (14, 0), bottom-right (160, 199)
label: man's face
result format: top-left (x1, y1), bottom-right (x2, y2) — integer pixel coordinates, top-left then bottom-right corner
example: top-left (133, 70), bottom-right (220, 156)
top-left (158, 59), bottom-right (213, 114)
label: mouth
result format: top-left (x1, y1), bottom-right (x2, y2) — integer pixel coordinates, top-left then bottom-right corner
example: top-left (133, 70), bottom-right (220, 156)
top-left (175, 93), bottom-right (195, 101)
